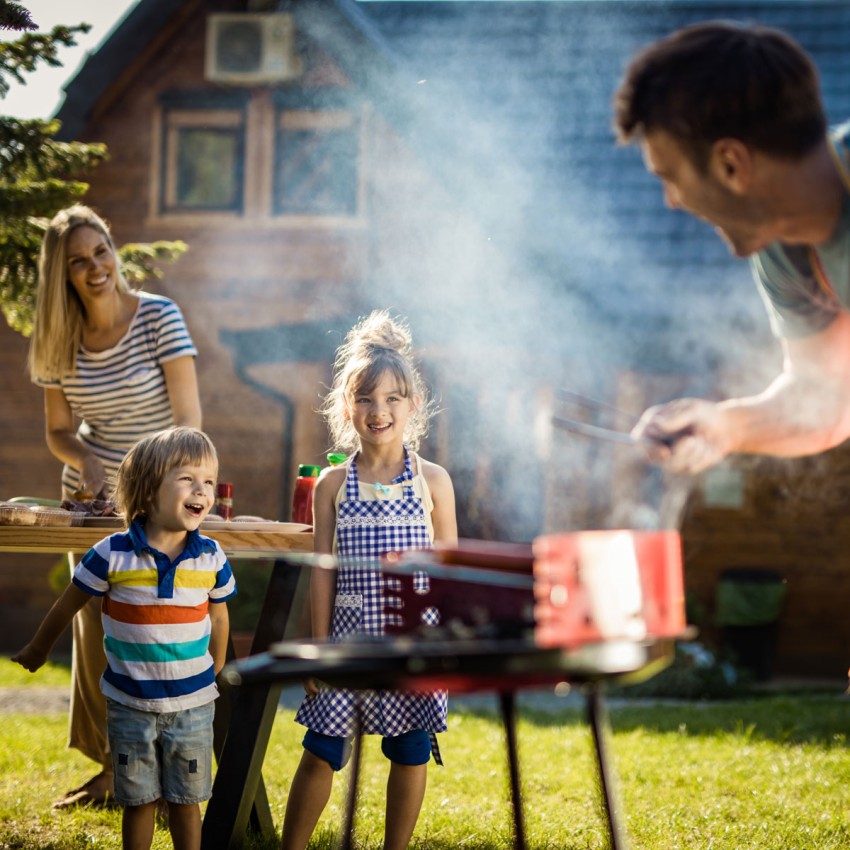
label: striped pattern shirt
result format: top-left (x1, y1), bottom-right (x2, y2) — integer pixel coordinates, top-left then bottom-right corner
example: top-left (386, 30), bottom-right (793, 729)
top-left (72, 519), bottom-right (237, 713)
top-left (34, 292), bottom-right (198, 497)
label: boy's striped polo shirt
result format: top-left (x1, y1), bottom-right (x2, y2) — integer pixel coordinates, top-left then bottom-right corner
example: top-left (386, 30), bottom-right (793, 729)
top-left (72, 519), bottom-right (237, 713)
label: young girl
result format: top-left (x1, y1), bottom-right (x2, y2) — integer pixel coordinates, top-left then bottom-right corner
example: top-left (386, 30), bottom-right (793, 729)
top-left (281, 310), bottom-right (457, 850)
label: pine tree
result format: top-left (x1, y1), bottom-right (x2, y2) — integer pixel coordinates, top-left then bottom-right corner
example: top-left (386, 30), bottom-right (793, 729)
top-left (0, 1), bottom-right (186, 335)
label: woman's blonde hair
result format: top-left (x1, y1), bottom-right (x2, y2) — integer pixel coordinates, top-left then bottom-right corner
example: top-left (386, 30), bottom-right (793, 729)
top-left (27, 205), bottom-right (130, 380)
top-left (113, 427), bottom-right (218, 522)
top-left (322, 310), bottom-right (434, 452)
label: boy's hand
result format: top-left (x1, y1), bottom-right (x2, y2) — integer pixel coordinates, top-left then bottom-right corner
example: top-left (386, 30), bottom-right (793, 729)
top-left (12, 644), bottom-right (47, 673)
top-left (303, 677), bottom-right (320, 698)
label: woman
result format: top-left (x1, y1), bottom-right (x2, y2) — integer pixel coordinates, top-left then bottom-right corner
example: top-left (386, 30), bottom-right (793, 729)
top-left (28, 205), bottom-right (201, 808)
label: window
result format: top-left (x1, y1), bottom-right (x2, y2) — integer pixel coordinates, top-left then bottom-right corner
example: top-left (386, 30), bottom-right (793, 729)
top-left (273, 109), bottom-right (360, 216)
top-left (161, 108), bottom-right (245, 213)
top-left (151, 90), bottom-right (364, 224)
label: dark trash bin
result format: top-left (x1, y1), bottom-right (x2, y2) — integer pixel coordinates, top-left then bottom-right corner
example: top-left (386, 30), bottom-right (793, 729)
top-left (715, 568), bottom-right (786, 681)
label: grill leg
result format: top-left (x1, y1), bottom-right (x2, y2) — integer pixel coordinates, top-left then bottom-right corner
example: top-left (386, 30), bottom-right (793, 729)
top-left (586, 684), bottom-right (630, 850)
top-left (498, 691), bottom-right (527, 850)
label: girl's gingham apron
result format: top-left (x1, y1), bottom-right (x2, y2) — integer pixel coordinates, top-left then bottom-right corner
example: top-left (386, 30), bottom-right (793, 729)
top-left (294, 448), bottom-right (448, 750)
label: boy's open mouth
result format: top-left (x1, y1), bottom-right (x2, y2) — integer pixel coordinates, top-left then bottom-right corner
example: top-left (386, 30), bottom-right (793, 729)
top-left (185, 503), bottom-right (205, 517)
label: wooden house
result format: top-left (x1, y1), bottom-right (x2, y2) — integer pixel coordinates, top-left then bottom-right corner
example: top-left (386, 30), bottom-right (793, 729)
top-left (2, 0), bottom-right (850, 677)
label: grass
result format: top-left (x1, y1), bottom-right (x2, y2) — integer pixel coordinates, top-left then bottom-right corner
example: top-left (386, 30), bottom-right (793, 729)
top-left (0, 658), bottom-right (848, 849)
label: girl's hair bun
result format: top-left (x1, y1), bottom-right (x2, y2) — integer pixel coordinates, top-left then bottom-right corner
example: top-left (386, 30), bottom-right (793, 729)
top-left (346, 309), bottom-right (412, 358)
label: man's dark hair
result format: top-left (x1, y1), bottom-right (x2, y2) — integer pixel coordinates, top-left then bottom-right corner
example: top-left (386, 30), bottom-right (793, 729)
top-left (613, 21), bottom-right (826, 171)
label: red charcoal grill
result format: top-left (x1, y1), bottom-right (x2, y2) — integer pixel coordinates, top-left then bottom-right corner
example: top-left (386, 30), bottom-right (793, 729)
top-left (222, 532), bottom-right (688, 850)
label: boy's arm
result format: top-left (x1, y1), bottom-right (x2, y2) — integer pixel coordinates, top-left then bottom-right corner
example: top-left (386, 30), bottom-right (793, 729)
top-left (208, 601), bottom-right (230, 676)
top-left (12, 583), bottom-right (92, 673)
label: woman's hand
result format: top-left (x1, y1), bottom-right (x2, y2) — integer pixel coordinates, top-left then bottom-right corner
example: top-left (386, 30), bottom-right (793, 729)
top-left (79, 454), bottom-right (108, 498)
top-left (303, 677), bottom-right (320, 698)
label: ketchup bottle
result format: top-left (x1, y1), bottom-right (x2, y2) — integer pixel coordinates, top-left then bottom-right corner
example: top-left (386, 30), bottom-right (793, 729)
top-left (292, 465), bottom-right (320, 524)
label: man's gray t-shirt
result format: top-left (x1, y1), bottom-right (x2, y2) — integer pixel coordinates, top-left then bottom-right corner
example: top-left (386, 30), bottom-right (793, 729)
top-left (751, 120), bottom-right (850, 339)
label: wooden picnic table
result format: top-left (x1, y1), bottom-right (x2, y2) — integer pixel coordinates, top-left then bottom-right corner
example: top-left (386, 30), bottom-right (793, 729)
top-left (0, 521), bottom-right (314, 846)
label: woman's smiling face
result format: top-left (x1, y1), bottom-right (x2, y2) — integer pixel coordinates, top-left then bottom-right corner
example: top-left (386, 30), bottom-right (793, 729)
top-left (65, 225), bottom-right (118, 303)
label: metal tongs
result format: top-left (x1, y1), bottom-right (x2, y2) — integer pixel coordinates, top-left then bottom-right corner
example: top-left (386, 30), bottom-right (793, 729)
top-left (552, 389), bottom-right (681, 448)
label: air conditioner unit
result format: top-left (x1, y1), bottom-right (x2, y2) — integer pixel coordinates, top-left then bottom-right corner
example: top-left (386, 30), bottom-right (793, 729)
top-left (205, 13), bottom-right (301, 85)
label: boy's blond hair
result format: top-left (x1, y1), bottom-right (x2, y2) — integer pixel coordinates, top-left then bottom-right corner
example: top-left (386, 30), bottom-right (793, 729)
top-left (114, 427), bottom-right (218, 522)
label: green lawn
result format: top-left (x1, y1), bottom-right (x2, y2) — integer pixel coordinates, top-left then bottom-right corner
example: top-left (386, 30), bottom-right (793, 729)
top-left (1, 658), bottom-right (848, 849)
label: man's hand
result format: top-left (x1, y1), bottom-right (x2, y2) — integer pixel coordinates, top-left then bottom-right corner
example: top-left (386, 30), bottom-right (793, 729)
top-left (632, 397), bottom-right (731, 474)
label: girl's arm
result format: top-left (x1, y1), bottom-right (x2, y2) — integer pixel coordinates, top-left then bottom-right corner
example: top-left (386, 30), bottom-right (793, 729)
top-left (44, 387), bottom-right (108, 495)
top-left (423, 461), bottom-right (458, 545)
top-left (303, 470), bottom-right (341, 697)
top-left (208, 601), bottom-right (230, 675)
top-left (13, 583), bottom-right (91, 672)
top-left (310, 470), bottom-right (342, 639)
top-left (162, 355), bottom-right (202, 428)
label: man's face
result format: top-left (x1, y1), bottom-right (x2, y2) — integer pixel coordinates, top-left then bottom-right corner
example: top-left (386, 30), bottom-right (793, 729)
top-left (640, 129), bottom-right (771, 258)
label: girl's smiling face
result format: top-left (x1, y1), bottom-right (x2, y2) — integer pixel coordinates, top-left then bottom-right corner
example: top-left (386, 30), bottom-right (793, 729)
top-left (147, 461), bottom-right (217, 534)
top-left (346, 369), bottom-right (416, 448)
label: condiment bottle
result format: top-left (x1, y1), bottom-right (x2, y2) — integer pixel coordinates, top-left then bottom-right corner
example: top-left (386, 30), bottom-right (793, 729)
top-left (292, 465), bottom-right (320, 524)
top-left (215, 482), bottom-right (234, 520)
top-left (319, 453), bottom-right (347, 478)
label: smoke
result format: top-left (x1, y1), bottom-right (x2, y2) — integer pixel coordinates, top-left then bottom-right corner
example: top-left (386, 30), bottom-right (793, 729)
top-left (213, 3), bottom-right (787, 536)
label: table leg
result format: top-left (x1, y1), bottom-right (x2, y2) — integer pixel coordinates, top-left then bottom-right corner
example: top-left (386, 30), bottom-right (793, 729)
top-left (202, 557), bottom-right (306, 850)
top-left (340, 716), bottom-right (362, 850)
top-left (498, 691), bottom-right (527, 850)
top-left (585, 685), bottom-right (630, 850)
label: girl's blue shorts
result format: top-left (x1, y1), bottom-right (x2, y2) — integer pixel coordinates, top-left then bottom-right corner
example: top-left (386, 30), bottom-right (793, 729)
top-left (303, 728), bottom-right (432, 771)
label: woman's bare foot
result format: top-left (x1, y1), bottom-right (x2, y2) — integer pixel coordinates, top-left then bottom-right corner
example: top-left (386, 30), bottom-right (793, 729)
top-left (53, 770), bottom-right (115, 809)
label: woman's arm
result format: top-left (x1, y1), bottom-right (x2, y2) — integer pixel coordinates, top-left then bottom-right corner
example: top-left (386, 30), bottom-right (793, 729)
top-left (423, 461), bottom-right (458, 545)
top-left (162, 355), bottom-right (202, 428)
top-left (44, 387), bottom-right (108, 494)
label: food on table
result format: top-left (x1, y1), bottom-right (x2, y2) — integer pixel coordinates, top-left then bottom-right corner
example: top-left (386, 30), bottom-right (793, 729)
top-left (30, 506), bottom-right (85, 527)
top-left (0, 502), bottom-right (38, 526)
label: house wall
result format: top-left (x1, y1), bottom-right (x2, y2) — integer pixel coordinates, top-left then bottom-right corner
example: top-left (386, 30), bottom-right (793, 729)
top-left (2, 1), bottom-right (849, 679)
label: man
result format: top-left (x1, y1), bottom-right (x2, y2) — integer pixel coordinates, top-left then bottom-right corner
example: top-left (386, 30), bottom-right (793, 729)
top-left (613, 21), bottom-right (850, 473)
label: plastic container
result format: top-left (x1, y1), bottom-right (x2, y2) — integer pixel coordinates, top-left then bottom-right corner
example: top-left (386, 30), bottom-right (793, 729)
top-left (292, 464), bottom-right (320, 524)
top-left (215, 482), bottom-right (234, 520)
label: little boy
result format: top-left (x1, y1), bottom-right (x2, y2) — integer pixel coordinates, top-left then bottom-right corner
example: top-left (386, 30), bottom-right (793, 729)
top-left (14, 426), bottom-right (236, 850)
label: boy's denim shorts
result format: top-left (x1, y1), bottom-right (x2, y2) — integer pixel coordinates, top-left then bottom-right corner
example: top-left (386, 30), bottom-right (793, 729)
top-left (303, 728), bottom-right (432, 772)
top-left (106, 699), bottom-right (215, 806)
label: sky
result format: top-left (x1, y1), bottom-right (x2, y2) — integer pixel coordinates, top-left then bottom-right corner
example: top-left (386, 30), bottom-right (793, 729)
top-left (2, 0), bottom-right (141, 119)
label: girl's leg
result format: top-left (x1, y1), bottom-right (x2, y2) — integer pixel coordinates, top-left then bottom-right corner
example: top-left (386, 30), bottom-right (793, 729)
top-left (167, 801), bottom-right (202, 850)
top-left (121, 801), bottom-right (157, 850)
top-left (384, 762), bottom-right (427, 850)
top-left (280, 750), bottom-right (335, 850)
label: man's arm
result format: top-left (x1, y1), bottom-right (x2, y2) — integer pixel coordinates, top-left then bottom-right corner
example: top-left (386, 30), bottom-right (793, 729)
top-left (633, 311), bottom-right (850, 473)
